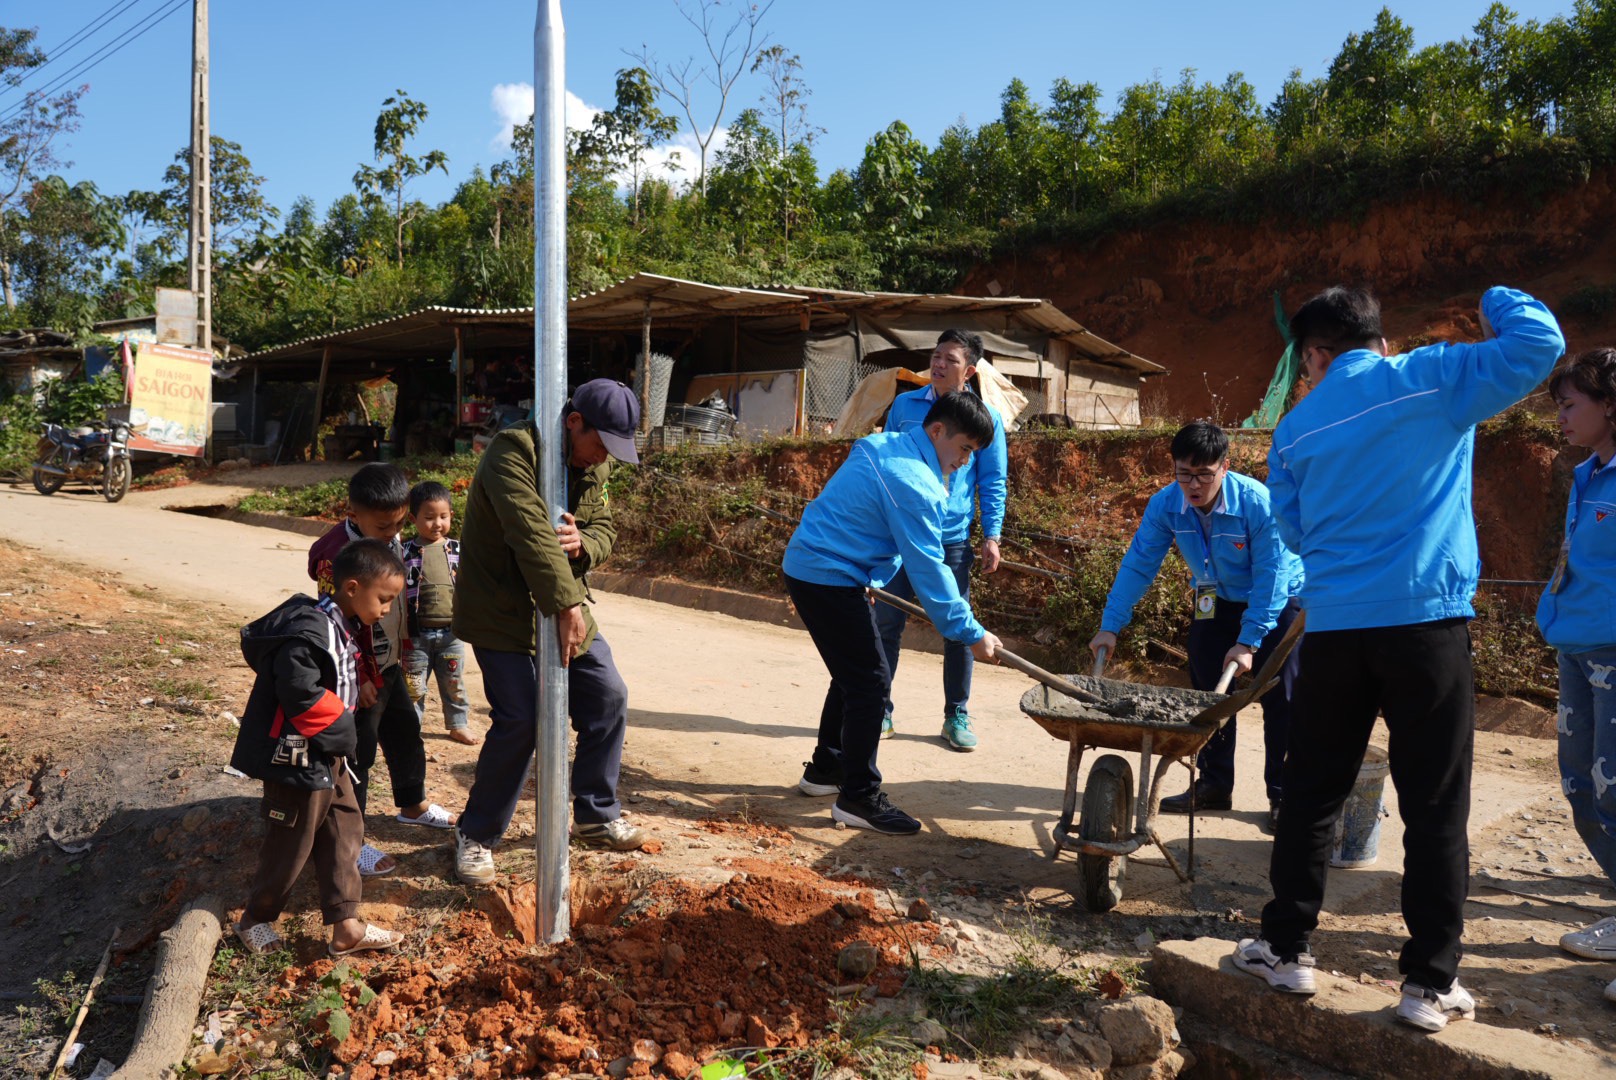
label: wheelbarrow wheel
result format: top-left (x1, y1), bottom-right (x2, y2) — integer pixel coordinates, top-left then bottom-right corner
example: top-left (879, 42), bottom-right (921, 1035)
top-left (1079, 754), bottom-right (1133, 913)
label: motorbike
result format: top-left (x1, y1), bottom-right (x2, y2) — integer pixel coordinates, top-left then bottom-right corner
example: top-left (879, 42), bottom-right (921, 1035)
top-left (32, 410), bottom-right (134, 503)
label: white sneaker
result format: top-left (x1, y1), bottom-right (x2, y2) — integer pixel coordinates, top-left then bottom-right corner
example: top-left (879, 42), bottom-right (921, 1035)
top-left (571, 818), bottom-right (647, 851)
top-left (1395, 980), bottom-right (1476, 1032)
top-left (455, 829), bottom-right (496, 885)
top-left (1230, 937), bottom-right (1317, 994)
top-left (1561, 915), bottom-right (1616, 960)
top-left (1604, 977), bottom-right (1616, 1004)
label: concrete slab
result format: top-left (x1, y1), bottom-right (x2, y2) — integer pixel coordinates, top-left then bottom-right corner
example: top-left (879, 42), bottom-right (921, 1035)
top-left (1151, 937), bottom-right (1616, 1079)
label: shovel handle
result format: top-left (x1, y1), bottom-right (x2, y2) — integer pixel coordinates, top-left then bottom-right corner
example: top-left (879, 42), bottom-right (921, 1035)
top-left (1091, 646), bottom-right (1108, 678)
top-left (1215, 660), bottom-right (1240, 695)
top-left (867, 586), bottom-right (1102, 705)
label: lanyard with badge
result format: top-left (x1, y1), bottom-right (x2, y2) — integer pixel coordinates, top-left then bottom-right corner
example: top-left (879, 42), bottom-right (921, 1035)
top-left (1189, 505), bottom-right (1218, 620)
top-left (1553, 460), bottom-right (1605, 593)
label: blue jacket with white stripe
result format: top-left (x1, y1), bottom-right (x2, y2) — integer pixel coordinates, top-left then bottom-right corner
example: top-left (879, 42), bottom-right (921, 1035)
top-left (1537, 454), bottom-right (1616, 654)
top-left (1100, 472), bottom-right (1304, 648)
top-left (884, 385), bottom-right (1008, 544)
top-left (1268, 286), bottom-right (1564, 632)
top-left (783, 427), bottom-right (986, 644)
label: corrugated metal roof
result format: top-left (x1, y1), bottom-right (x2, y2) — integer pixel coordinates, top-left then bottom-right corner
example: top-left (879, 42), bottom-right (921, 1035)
top-left (241, 272), bottom-right (1161, 375)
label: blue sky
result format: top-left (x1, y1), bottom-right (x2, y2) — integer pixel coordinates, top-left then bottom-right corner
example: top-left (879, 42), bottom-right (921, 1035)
top-left (4, 0), bottom-right (1581, 221)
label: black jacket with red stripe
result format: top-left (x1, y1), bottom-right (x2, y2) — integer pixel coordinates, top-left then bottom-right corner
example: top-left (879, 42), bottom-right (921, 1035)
top-left (231, 594), bottom-right (360, 790)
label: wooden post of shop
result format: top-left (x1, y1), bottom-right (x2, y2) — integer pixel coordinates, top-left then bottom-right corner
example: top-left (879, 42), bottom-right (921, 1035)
top-left (453, 325), bottom-right (465, 430)
top-left (312, 344), bottom-right (331, 459)
top-left (639, 300), bottom-right (652, 433)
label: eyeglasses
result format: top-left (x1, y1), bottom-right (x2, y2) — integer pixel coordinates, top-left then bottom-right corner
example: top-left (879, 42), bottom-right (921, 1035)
top-left (1173, 469), bottom-right (1221, 485)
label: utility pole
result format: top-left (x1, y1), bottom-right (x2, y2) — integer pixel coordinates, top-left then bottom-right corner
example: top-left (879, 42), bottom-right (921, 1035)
top-left (533, 0), bottom-right (571, 944)
top-left (187, 0), bottom-right (211, 353)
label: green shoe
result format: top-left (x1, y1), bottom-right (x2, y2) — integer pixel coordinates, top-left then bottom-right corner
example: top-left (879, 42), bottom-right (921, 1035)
top-left (880, 709), bottom-right (895, 740)
top-left (941, 709), bottom-right (978, 751)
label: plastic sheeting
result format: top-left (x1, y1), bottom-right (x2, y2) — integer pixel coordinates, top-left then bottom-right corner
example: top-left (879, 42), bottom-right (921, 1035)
top-left (831, 359), bottom-right (1030, 437)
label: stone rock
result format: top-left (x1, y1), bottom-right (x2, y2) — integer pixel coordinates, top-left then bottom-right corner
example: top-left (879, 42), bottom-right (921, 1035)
top-left (662, 942), bottom-right (686, 976)
top-left (372, 1050), bottom-right (397, 1066)
top-left (837, 941), bottom-right (878, 978)
top-left (1005, 1060), bottom-right (1067, 1080)
top-left (1109, 1050), bottom-right (1187, 1080)
top-left (908, 897), bottom-right (933, 921)
top-left (957, 925), bottom-right (981, 942)
top-left (911, 1017), bottom-right (947, 1046)
top-left (746, 1015), bottom-right (779, 1048)
top-left (663, 1050), bottom-right (696, 1077)
top-left (630, 1039), bottom-right (660, 1064)
top-left (1055, 1025), bottom-right (1112, 1072)
top-left (1093, 995), bottom-right (1179, 1066)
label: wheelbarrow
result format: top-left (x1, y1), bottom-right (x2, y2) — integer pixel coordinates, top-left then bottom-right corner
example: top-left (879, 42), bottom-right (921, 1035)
top-left (1019, 612), bottom-right (1305, 912)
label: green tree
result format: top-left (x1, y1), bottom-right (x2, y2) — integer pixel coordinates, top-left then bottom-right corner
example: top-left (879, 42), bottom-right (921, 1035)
top-left (9, 176), bottom-right (125, 332)
top-left (353, 90), bottom-right (449, 268)
top-left (0, 26), bottom-right (87, 311)
top-left (577, 68), bottom-right (681, 228)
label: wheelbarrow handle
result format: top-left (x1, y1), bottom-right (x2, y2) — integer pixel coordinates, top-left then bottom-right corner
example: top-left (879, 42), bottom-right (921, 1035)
top-left (1215, 660), bottom-right (1240, 695)
top-left (867, 586), bottom-right (1102, 705)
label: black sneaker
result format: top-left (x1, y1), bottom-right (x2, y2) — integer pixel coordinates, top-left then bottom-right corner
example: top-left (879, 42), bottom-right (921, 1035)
top-left (1160, 783), bottom-right (1233, 814)
top-left (797, 760), bottom-right (842, 797)
top-left (832, 790), bottom-right (921, 835)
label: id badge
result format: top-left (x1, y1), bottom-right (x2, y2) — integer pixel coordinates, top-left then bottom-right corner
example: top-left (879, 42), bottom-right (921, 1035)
top-left (1194, 581), bottom-right (1218, 621)
top-left (1549, 537), bottom-right (1570, 594)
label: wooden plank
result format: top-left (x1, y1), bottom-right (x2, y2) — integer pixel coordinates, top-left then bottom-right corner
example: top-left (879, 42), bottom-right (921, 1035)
top-left (312, 344), bottom-right (332, 451)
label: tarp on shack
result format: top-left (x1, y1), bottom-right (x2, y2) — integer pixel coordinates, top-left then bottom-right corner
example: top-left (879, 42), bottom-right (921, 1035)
top-left (832, 359), bottom-right (1031, 437)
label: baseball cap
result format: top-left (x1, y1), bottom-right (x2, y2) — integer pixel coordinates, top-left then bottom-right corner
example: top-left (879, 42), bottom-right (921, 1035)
top-left (569, 379), bottom-right (641, 464)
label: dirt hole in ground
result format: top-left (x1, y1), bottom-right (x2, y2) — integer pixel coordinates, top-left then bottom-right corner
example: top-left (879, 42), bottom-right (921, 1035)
top-left (266, 864), bottom-right (931, 1080)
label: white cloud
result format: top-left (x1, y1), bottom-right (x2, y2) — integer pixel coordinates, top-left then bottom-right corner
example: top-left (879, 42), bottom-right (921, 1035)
top-left (489, 82), bottom-right (600, 149)
top-left (488, 81), bottom-right (726, 193)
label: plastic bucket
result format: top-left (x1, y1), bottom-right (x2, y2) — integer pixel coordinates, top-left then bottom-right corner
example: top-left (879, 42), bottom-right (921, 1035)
top-left (1331, 745), bottom-right (1390, 868)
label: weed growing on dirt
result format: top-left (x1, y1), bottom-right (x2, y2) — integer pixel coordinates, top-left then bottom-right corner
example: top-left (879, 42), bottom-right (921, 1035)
top-left (707, 999), bottom-right (920, 1080)
top-left (1562, 283), bottom-right (1616, 319)
top-left (905, 941), bottom-right (1143, 1056)
top-left (299, 964), bottom-right (376, 1044)
top-left (13, 970), bottom-right (86, 1041)
top-left (238, 479), bottom-right (350, 521)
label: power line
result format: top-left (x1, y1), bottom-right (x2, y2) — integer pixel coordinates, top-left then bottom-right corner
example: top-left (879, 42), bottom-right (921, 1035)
top-left (0, 0), bottom-right (150, 101)
top-left (0, 0), bottom-right (189, 127)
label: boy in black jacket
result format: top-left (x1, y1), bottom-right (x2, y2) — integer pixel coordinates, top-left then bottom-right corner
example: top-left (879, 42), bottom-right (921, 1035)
top-left (231, 540), bottom-right (408, 957)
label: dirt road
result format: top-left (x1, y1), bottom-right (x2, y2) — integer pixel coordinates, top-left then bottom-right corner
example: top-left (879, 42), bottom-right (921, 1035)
top-left (3, 469), bottom-right (1614, 1071)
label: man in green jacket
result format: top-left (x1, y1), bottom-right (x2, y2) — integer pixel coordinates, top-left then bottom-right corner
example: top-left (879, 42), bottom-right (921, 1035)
top-left (452, 379), bottom-right (646, 885)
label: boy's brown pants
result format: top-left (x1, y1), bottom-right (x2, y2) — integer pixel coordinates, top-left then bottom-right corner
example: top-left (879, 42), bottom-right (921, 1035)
top-left (244, 762), bottom-right (363, 927)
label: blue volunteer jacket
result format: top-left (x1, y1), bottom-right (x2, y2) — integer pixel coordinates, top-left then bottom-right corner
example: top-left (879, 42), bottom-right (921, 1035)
top-left (1537, 454), bottom-right (1616, 654)
top-left (1268, 286), bottom-right (1564, 632)
top-left (1100, 472), bottom-right (1303, 648)
top-left (884, 385), bottom-right (1008, 544)
top-left (783, 427), bottom-right (986, 644)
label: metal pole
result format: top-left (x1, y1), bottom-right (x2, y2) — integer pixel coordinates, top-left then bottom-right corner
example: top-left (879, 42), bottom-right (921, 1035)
top-left (533, 0), bottom-right (571, 945)
top-left (188, 0), bottom-right (211, 353)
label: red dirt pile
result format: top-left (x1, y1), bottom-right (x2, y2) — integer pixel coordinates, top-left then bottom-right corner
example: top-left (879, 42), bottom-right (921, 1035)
top-left (275, 866), bottom-right (933, 1080)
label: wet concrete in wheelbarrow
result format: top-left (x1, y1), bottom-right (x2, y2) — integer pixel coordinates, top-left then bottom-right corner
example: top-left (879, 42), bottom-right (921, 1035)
top-left (1021, 675), bottom-right (1226, 725)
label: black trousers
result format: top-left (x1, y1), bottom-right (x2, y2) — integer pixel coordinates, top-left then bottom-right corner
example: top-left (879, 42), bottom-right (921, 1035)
top-left (1187, 598), bottom-right (1299, 798)
top-left (786, 574), bottom-right (890, 802)
top-left (353, 663), bottom-right (427, 814)
top-left (1260, 618), bottom-right (1473, 990)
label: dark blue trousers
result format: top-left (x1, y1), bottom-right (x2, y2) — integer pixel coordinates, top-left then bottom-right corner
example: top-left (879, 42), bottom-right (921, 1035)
top-left (1187, 598), bottom-right (1299, 799)
top-left (786, 574), bottom-right (889, 802)
top-left (874, 541), bottom-right (975, 716)
top-left (459, 634), bottom-right (628, 845)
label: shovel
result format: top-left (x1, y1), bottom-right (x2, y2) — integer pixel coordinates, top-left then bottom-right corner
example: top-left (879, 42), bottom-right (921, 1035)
top-left (867, 587), bottom-right (1101, 705)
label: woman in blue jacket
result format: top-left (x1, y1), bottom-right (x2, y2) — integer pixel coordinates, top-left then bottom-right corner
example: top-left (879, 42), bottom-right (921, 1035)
top-left (1537, 348), bottom-right (1616, 1003)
